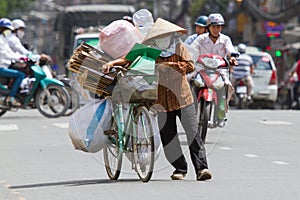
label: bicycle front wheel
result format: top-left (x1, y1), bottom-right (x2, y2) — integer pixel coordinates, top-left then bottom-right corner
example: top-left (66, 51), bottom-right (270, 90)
top-left (103, 120), bottom-right (123, 180)
top-left (132, 106), bottom-right (155, 182)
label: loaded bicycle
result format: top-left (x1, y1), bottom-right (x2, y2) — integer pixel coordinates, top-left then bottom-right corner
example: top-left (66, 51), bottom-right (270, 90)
top-left (102, 44), bottom-right (161, 182)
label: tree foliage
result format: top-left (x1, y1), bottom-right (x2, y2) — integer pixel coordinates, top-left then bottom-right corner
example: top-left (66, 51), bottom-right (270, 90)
top-left (189, 0), bottom-right (231, 25)
top-left (0, 0), bottom-right (35, 18)
top-left (190, 0), bottom-right (207, 22)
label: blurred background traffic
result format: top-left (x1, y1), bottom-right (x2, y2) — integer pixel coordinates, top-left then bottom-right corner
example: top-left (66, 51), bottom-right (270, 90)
top-left (1, 0), bottom-right (300, 109)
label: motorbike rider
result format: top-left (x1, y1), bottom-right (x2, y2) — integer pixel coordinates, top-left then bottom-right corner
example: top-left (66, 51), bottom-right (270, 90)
top-left (7, 19), bottom-right (30, 55)
top-left (184, 15), bottom-right (208, 45)
top-left (185, 15), bottom-right (208, 109)
top-left (190, 13), bottom-right (238, 127)
top-left (0, 18), bottom-right (26, 106)
top-left (288, 59), bottom-right (300, 108)
top-left (231, 43), bottom-right (254, 101)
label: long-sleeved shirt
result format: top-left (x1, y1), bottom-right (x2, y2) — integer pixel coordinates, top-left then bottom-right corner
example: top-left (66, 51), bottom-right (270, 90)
top-left (190, 32), bottom-right (235, 58)
top-left (184, 33), bottom-right (198, 45)
top-left (7, 33), bottom-right (29, 55)
top-left (154, 43), bottom-right (194, 112)
top-left (0, 34), bottom-right (22, 68)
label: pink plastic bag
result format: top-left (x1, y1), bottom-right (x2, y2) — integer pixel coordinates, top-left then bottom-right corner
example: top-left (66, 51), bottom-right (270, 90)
top-left (100, 20), bottom-right (143, 59)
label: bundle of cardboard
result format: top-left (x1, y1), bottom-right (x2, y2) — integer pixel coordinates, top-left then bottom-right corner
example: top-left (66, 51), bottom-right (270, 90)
top-left (67, 42), bottom-right (116, 96)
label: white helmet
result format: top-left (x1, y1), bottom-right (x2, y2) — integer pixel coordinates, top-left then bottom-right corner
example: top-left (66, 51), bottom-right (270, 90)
top-left (12, 19), bottom-right (26, 29)
top-left (207, 13), bottom-right (225, 26)
top-left (238, 43), bottom-right (247, 53)
top-left (0, 18), bottom-right (14, 30)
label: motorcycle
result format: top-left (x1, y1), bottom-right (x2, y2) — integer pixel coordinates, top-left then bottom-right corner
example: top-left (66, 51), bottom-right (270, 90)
top-left (191, 54), bottom-right (232, 143)
top-left (234, 78), bottom-right (250, 109)
top-left (42, 64), bottom-right (80, 116)
top-left (0, 58), bottom-right (70, 118)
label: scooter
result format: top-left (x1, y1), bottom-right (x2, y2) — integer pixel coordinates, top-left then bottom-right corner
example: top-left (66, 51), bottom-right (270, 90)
top-left (234, 78), bottom-right (250, 109)
top-left (191, 54), bottom-right (231, 143)
top-left (42, 64), bottom-right (80, 116)
top-left (0, 59), bottom-right (70, 118)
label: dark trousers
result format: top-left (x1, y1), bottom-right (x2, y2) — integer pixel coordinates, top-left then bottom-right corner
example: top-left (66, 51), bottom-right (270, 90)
top-left (293, 81), bottom-right (300, 102)
top-left (157, 104), bottom-right (208, 174)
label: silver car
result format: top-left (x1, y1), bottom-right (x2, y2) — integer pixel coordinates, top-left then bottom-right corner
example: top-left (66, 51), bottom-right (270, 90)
top-left (248, 51), bottom-right (278, 109)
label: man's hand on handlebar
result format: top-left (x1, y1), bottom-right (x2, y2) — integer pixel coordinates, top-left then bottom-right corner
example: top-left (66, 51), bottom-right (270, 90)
top-left (229, 56), bottom-right (238, 66)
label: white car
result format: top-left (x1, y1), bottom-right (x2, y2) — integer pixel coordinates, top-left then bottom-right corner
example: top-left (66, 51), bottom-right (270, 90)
top-left (248, 51), bottom-right (278, 109)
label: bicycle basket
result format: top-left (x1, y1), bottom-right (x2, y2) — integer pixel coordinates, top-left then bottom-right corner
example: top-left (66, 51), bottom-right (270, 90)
top-left (114, 55), bottom-right (159, 103)
top-left (77, 66), bottom-right (117, 97)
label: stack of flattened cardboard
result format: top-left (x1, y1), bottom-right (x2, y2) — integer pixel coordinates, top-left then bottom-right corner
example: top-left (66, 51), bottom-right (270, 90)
top-left (67, 42), bottom-right (116, 96)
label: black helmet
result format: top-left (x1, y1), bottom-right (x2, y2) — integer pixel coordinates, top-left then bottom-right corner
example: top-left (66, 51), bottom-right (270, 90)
top-left (194, 15), bottom-right (208, 27)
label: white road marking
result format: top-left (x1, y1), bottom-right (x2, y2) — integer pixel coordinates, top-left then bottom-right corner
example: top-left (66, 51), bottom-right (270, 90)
top-left (272, 160), bottom-right (288, 165)
top-left (218, 146), bottom-right (232, 150)
top-left (260, 120), bottom-right (293, 126)
top-left (244, 154), bottom-right (259, 158)
top-left (0, 124), bottom-right (18, 131)
top-left (53, 123), bottom-right (69, 129)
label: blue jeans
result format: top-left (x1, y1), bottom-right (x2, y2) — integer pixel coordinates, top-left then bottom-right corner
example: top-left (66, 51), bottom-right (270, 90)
top-left (0, 68), bottom-right (25, 97)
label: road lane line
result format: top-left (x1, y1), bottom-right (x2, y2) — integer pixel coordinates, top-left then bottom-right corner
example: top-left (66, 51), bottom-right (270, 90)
top-left (218, 146), bottom-right (232, 151)
top-left (260, 120), bottom-right (293, 126)
top-left (244, 154), bottom-right (259, 158)
top-left (53, 123), bottom-right (69, 129)
top-left (272, 160), bottom-right (288, 165)
top-left (0, 124), bottom-right (18, 131)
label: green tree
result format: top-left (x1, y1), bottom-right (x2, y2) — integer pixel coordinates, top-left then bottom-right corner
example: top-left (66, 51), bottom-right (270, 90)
top-left (0, 0), bottom-right (35, 18)
top-left (190, 0), bottom-right (207, 22)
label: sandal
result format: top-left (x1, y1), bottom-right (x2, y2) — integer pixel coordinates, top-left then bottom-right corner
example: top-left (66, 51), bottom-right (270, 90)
top-left (6, 97), bottom-right (21, 107)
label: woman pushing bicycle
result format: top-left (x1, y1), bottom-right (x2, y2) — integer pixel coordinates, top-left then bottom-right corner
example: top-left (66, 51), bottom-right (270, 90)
top-left (103, 18), bottom-right (212, 181)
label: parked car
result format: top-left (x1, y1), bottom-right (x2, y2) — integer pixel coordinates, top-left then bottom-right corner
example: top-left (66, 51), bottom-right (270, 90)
top-left (72, 32), bottom-right (100, 51)
top-left (248, 51), bottom-right (278, 109)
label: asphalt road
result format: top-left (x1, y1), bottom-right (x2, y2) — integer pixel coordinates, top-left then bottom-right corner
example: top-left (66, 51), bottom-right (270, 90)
top-left (0, 108), bottom-right (299, 200)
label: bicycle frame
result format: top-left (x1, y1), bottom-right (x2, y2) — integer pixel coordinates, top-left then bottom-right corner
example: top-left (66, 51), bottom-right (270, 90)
top-left (114, 101), bottom-right (132, 153)
top-left (113, 101), bottom-right (151, 155)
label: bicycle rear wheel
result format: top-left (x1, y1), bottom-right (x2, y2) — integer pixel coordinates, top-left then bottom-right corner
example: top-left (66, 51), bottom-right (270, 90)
top-left (103, 120), bottom-right (123, 180)
top-left (132, 106), bottom-right (155, 182)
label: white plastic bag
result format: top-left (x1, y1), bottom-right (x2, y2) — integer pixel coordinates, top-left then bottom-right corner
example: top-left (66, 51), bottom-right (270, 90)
top-left (132, 9), bottom-right (154, 36)
top-left (68, 99), bottom-right (112, 153)
top-left (99, 20), bottom-right (143, 59)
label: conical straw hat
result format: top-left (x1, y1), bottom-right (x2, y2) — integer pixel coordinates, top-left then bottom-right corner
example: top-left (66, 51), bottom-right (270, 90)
top-left (143, 18), bottom-right (187, 42)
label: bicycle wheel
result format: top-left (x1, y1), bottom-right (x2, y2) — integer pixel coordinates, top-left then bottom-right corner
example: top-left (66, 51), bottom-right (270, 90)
top-left (103, 120), bottom-right (123, 180)
top-left (132, 106), bottom-right (155, 182)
